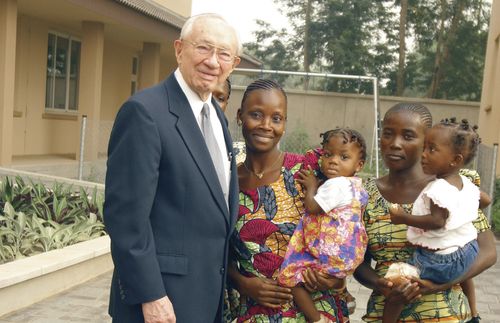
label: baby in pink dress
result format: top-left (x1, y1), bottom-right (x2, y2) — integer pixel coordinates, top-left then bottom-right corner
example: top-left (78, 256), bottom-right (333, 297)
top-left (278, 128), bottom-right (368, 323)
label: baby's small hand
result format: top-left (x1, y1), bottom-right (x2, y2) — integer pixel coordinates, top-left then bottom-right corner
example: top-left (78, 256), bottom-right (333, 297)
top-left (388, 203), bottom-right (406, 224)
top-left (388, 203), bottom-right (400, 213)
top-left (297, 167), bottom-right (318, 190)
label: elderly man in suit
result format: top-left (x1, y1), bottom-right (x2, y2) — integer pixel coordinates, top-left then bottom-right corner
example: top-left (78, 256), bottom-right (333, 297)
top-left (104, 13), bottom-right (241, 323)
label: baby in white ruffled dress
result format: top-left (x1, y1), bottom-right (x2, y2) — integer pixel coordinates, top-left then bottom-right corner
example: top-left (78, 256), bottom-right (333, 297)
top-left (385, 118), bottom-right (490, 323)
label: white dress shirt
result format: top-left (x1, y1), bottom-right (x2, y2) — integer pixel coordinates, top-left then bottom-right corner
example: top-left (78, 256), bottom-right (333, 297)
top-left (174, 69), bottom-right (230, 196)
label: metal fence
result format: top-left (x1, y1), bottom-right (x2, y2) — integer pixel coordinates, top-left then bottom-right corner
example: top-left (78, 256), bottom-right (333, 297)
top-left (474, 143), bottom-right (499, 222)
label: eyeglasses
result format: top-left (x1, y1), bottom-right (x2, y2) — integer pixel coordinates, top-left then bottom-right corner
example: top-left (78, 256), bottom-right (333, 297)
top-left (183, 40), bottom-right (238, 63)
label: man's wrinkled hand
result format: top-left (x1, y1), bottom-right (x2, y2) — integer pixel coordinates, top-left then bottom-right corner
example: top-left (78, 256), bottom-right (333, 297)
top-left (142, 296), bottom-right (176, 323)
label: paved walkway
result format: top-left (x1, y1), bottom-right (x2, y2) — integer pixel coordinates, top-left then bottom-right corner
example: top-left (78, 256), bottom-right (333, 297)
top-left (1, 242), bottom-right (499, 323)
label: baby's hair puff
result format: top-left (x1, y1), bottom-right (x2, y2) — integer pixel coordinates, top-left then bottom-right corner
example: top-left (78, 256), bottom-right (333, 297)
top-left (438, 117), bottom-right (481, 165)
top-left (320, 128), bottom-right (367, 161)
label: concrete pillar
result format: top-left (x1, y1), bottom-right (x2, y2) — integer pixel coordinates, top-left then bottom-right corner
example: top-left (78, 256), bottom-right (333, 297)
top-left (478, 0), bottom-right (500, 174)
top-left (78, 21), bottom-right (104, 161)
top-left (139, 42), bottom-right (160, 89)
top-left (0, 0), bottom-right (17, 166)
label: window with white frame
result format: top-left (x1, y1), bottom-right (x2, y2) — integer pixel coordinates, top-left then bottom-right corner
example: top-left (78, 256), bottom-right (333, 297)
top-left (131, 56), bottom-right (139, 95)
top-left (45, 32), bottom-right (81, 111)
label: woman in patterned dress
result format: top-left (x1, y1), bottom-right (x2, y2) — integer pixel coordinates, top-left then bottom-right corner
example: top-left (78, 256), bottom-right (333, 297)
top-left (226, 79), bottom-right (349, 322)
top-left (353, 102), bottom-right (497, 322)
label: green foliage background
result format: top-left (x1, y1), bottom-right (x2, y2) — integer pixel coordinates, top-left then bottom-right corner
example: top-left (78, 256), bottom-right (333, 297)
top-left (244, 0), bottom-right (490, 100)
top-left (490, 178), bottom-right (500, 234)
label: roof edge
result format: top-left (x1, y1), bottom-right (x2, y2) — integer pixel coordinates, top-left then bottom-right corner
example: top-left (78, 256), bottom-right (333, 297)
top-left (112, 0), bottom-right (186, 29)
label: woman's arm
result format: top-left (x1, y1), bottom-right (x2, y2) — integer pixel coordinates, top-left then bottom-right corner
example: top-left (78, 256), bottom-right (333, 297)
top-left (354, 259), bottom-right (383, 291)
top-left (354, 254), bottom-right (421, 318)
top-left (479, 191), bottom-right (492, 209)
top-left (353, 254), bottom-right (393, 293)
top-left (302, 268), bottom-right (344, 292)
top-left (416, 229), bottom-right (497, 294)
top-left (462, 229), bottom-right (497, 279)
top-left (382, 281), bottom-right (421, 323)
top-left (227, 263), bottom-right (293, 308)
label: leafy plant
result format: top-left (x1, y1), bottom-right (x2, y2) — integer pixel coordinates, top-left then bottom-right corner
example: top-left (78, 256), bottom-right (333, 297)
top-left (0, 203), bottom-right (29, 261)
top-left (0, 176), bottom-right (105, 263)
top-left (490, 178), bottom-right (500, 234)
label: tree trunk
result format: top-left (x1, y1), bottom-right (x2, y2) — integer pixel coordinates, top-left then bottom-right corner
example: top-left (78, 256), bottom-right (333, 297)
top-left (427, 0), bottom-right (465, 98)
top-left (427, 0), bottom-right (447, 98)
top-left (303, 0), bottom-right (312, 90)
top-left (396, 0), bottom-right (408, 96)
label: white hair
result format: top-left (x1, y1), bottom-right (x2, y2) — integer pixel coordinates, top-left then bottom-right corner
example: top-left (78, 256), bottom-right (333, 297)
top-left (180, 13), bottom-right (242, 55)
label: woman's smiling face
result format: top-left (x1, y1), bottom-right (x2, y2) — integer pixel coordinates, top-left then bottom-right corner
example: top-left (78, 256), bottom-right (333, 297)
top-left (238, 89), bottom-right (287, 153)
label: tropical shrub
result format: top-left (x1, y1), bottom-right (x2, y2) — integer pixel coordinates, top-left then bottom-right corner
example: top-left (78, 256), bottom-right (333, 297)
top-left (491, 178), bottom-right (500, 234)
top-left (0, 176), bottom-right (105, 263)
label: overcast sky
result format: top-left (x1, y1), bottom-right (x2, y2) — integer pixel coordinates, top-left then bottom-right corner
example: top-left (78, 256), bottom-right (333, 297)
top-left (191, 0), bottom-right (289, 44)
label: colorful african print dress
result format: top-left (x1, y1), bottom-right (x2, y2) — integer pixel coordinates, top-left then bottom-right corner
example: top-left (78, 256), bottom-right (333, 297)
top-left (362, 169), bottom-right (491, 322)
top-left (228, 152), bottom-right (349, 323)
top-left (279, 176), bottom-right (368, 287)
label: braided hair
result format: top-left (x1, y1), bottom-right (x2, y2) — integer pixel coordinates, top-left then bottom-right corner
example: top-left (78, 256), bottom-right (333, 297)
top-left (384, 102), bottom-right (433, 128)
top-left (320, 128), bottom-right (367, 161)
top-left (438, 117), bottom-right (481, 165)
top-left (225, 78), bottom-right (232, 100)
top-left (241, 79), bottom-right (287, 109)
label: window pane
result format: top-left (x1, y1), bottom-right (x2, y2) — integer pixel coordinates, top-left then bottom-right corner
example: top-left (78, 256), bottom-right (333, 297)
top-left (45, 33), bottom-right (56, 108)
top-left (54, 36), bottom-right (69, 109)
top-left (68, 40), bottom-right (81, 110)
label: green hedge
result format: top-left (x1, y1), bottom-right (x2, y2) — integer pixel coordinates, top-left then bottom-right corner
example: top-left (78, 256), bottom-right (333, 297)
top-left (491, 178), bottom-right (500, 234)
top-left (0, 176), bottom-right (105, 264)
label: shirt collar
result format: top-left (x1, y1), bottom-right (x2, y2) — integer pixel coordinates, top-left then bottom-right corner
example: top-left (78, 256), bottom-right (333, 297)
top-left (174, 68), bottom-right (213, 117)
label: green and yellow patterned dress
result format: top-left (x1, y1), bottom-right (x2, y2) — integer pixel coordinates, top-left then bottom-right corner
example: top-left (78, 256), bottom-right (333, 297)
top-left (362, 169), bottom-right (491, 322)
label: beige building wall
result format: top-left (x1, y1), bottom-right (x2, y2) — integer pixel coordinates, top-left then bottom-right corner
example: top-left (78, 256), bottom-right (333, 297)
top-left (14, 15), bottom-right (79, 157)
top-left (479, 0), bottom-right (500, 175)
top-left (159, 50), bottom-right (179, 81)
top-left (0, 0), bottom-right (17, 165)
top-left (151, 0), bottom-right (191, 17)
top-left (101, 41), bottom-right (138, 122)
top-left (99, 40), bottom-right (140, 155)
top-left (14, 21), bottom-right (172, 158)
top-left (9, 0), bottom-right (199, 162)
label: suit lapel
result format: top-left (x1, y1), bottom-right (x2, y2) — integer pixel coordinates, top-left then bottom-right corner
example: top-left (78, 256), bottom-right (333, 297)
top-left (164, 75), bottom-right (230, 225)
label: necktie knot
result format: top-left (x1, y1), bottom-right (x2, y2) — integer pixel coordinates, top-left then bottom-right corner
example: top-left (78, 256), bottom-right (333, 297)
top-left (202, 103), bottom-right (210, 118)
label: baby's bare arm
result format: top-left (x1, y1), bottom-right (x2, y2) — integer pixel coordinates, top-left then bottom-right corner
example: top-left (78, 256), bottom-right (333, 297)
top-left (296, 168), bottom-right (323, 214)
top-left (389, 202), bottom-right (447, 229)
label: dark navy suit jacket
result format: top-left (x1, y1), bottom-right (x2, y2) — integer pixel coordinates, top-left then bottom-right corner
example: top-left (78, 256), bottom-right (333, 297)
top-left (104, 73), bottom-right (239, 323)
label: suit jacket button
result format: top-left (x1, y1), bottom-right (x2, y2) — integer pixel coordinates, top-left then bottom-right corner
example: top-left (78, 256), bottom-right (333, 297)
top-left (220, 267), bottom-right (225, 275)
